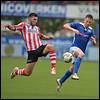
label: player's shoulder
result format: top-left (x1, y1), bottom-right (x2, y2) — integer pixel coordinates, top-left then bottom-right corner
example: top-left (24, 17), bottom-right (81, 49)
top-left (88, 26), bottom-right (93, 30)
top-left (79, 22), bottom-right (93, 30)
top-left (79, 22), bottom-right (85, 26)
top-left (18, 22), bottom-right (26, 25)
top-left (71, 21), bottom-right (81, 25)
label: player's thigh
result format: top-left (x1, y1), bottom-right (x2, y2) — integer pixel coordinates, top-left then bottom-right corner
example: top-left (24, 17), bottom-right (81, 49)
top-left (69, 47), bottom-right (79, 56)
top-left (26, 62), bottom-right (36, 72)
top-left (36, 45), bottom-right (48, 56)
top-left (70, 46), bottom-right (85, 57)
top-left (75, 48), bottom-right (85, 57)
top-left (26, 50), bottom-right (38, 71)
top-left (43, 44), bottom-right (54, 54)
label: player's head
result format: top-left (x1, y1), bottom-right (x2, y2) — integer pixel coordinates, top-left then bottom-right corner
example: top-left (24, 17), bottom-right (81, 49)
top-left (28, 13), bottom-right (38, 26)
top-left (84, 14), bottom-right (93, 27)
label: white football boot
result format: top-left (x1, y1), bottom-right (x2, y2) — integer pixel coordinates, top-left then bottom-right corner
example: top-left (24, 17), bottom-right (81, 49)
top-left (56, 79), bottom-right (62, 92)
top-left (51, 67), bottom-right (56, 75)
top-left (10, 67), bottom-right (19, 79)
top-left (71, 73), bottom-right (80, 80)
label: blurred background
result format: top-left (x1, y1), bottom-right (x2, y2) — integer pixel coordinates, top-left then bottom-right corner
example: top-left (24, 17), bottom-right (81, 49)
top-left (1, 1), bottom-right (99, 61)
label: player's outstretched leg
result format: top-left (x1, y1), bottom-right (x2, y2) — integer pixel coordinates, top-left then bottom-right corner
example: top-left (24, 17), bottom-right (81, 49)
top-left (10, 67), bottom-right (31, 79)
top-left (43, 44), bottom-right (56, 75)
top-left (70, 48), bottom-right (84, 80)
top-left (10, 62), bottom-right (36, 79)
top-left (49, 50), bottom-right (56, 75)
top-left (56, 69), bottom-right (72, 92)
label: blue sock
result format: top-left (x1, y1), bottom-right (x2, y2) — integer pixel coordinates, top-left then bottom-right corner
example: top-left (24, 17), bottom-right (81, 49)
top-left (73, 57), bottom-right (82, 74)
top-left (60, 70), bottom-right (72, 85)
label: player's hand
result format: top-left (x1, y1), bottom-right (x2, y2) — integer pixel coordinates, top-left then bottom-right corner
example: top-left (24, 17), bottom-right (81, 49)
top-left (91, 37), bottom-right (96, 45)
top-left (4, 24), bottom-right (10, 29)
top-left (92, 38), bottom-right (96, 45)
top-left (4, 24), bottom-right (16, 31)
top-left (93, 40), bottom-right (96, 45)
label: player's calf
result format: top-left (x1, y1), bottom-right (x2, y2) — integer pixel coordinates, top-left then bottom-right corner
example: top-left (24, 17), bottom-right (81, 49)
top-left (46, 44), bottom-right (57, 75)
top-left (10, 67), bottom-right (32, 79)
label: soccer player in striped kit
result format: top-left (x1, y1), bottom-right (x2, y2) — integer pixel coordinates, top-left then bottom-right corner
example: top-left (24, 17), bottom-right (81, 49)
top-left (56, 14), bottom-right (97, 92)
top-left (5, 13), bottom-right (56, 79)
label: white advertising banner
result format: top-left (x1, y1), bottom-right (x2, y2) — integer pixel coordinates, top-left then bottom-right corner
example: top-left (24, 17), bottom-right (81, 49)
top-left (66, 5), bottom-right (99, 19)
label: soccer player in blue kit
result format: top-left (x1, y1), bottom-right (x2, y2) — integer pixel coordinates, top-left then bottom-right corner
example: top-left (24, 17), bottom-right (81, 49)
top-left (56, 14), bottom-right (97, 92)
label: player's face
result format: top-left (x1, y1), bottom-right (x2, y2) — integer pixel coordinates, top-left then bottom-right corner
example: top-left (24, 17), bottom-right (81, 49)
top-left (84, 17), bottom-right (93, 28)
top-left (29, 16), bottom-right (38, 26)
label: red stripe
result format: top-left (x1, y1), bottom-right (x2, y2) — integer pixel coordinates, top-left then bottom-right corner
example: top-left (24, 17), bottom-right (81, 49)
top-left (50, 58), bottom-right (56, 60)
top-left (49, 50), bottom-right (56, 54)
top-left (23, 25), bottom-right (28, 50)
top-left (50, 54), bottom-right (56, 57)
top-left (15, 22), bottom-right (24, 31)
top-left (28, 32), bottom-right (32, 51)
top-left (23, 25), bottom-right (26, 41)
top-left (37, 35), bottom-right (40, 47)
top-left (33, 34), bottom-right (36, 49)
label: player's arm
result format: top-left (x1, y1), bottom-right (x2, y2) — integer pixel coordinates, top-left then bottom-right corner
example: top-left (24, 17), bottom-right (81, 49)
top-left (63, 23), bottom-right (80, 34)
top-left (91, 36), bottom-right (96, 46)
top-left (40, 33), bottom-right (54, 40)
top-left (5, 24), bottom-right (16, 31)
top-left (37, 26), bottom-right (54, 40)
top-left (5, 22), bottom-right (24, 34)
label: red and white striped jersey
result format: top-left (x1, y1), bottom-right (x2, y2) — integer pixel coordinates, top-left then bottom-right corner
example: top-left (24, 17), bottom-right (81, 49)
top-left (15, 22), bottom-right (43, 51)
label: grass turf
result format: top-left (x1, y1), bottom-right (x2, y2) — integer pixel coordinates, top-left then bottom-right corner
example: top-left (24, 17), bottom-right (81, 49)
top-left (1, 57), bottom-right (99, 99)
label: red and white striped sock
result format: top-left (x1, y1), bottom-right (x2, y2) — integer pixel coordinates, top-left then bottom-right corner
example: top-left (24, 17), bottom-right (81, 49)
top-left (15, 68), bottom-right (27, 75)
top-left (49, 50), bottom-right (56, 70)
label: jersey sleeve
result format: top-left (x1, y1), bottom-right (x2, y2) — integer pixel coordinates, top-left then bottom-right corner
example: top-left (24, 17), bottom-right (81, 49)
top-left (69, 22), bottom-right (79, 29)
top-left (15, 22), bottom-right (25, 32)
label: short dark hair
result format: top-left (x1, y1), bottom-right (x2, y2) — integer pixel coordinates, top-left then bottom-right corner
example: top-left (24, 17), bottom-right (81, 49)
top-left (85, 14), bottom-right (93, 20)
top-left (28, 13), bottom-right (38, 17)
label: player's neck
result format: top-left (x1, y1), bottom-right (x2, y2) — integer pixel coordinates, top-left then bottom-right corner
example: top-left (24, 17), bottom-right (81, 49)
top-left (83, 23), bottom-right (89, 28)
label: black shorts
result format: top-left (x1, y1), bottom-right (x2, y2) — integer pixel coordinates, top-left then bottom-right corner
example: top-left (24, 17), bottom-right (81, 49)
top-left (27, 45), bottom-right (48, 63)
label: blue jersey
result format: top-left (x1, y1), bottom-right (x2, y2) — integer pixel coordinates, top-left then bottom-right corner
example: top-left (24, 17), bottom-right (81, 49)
top-left (69, 22), bottom-right (95, 53)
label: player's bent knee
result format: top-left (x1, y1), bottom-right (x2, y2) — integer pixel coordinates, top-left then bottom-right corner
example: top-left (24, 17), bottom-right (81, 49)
top-left (47, 44), bottom-right (54, 51)
top-left (26, 70), bottom-right (32, 76)
top-left (82, 53), bottom-right (85, 57)
top-left (79, 53), bottom-right (85, 58)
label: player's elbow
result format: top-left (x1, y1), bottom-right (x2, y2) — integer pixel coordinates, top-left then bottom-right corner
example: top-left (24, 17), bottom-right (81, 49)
top-left (12, 26), bottom-right (16, 31)
top-left (63, 24), bottom-right (66, 29)
top-left (63, 23), bottom-right (69, 29)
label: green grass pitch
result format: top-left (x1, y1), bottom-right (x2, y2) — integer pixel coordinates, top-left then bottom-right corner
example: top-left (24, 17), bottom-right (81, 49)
top-left (1, 58), bottom-right (99, 99)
